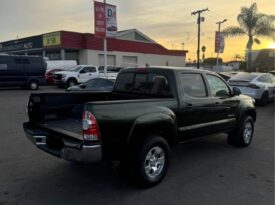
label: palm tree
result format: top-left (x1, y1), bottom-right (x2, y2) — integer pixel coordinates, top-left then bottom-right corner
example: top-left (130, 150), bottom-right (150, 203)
top-left (232, 54), bottom-right (244, 61)
top-left (222, 3), bottom-right (275, 70)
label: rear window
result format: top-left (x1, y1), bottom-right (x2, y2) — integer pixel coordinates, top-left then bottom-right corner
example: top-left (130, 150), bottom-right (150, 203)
top-left (230, 73), bottom-right (257, 81)
top-left (114, 72), bottom-right (172, 97)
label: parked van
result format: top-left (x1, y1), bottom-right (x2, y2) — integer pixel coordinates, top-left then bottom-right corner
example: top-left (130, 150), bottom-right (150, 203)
top-left (0, 55), bottom-right (46, 90)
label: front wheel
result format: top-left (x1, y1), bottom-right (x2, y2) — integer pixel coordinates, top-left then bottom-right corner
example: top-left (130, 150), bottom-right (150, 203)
top-left (29, 80), bottom-right (39, 90)
top-left (227, 116), bottom-right (254, 147)
top-left (133, 136), bottom-right (170, 187)
top-left (67, 79), bottom-right (77, 87)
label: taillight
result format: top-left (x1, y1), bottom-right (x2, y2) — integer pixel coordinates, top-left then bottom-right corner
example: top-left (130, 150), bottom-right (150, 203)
top-left (82, 111), bottom-right (100, 141)
top-left (247, 83), bottom-right (260, 89)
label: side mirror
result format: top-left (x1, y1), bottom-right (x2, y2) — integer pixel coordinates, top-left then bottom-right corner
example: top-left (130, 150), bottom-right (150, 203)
top-left (232, 87), bottom-right (241, 96)
top-left (216, 90), bottom-right (229, 97)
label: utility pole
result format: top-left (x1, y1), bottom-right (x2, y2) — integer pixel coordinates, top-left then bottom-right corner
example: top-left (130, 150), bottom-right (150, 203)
top-left (191, 8), bottom-right (209, 69)
top-left (103, 0), bottom-right (108, 79)
top-left (216, 19), bottom-right (227, 71)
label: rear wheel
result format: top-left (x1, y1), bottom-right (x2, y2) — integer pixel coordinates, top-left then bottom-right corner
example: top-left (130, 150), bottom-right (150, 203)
top-left (29, 80), bottom-right (39, 90)
top-left (127, 135), bottom-right (170, 187)
top-left (260, 92), bottom-right (269, 106)
top-left (227, 116), bottom-right (254, 147)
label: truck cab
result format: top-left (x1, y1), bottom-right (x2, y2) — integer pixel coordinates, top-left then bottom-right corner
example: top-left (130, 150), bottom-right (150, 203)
top-left (54, 65), bottom-right (99, 87)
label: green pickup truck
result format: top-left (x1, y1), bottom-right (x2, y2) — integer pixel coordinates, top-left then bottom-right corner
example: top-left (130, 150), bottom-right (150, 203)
top-left (24, 66), bottom-right (256, 186)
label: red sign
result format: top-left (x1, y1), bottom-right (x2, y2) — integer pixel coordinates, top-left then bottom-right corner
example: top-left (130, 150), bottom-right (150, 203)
top-left (94, 1), bottom-right (106, 37)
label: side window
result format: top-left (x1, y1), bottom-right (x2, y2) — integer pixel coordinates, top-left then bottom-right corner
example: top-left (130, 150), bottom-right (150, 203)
top-left (14, 58), bottom-right (30, 64)
top-left (148, 73), bottom-right (172, 97)
top-left (265, 75), bottom-right (273, 83)
top-left (180, 73), bottom-right (207, 97)
top-left (21, 59), bottom-right (30, 64)
top-left (258, 75), bottom-right (267, 83)
top-left (206, 74), bottom-right (230, 97)
top-left (113, 72), bottom-right (134, 92)
top-left (79, 68), bottom-right (86, 74)
top-left (85, 67), bottom-right (97, 73)
top-left (133, 73), bottom-right (147, 93)
top-left (14, 59), bottom-right (22, 64)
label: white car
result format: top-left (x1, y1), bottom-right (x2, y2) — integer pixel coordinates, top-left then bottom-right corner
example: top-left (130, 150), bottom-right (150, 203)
top-left (54, 65), bottom-right (99, 87)
top-left (228, 72), bottom-right (275, 105)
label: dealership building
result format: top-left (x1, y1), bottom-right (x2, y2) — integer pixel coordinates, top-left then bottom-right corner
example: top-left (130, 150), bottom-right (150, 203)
top-left (0, 29), bottom-right (187, 67)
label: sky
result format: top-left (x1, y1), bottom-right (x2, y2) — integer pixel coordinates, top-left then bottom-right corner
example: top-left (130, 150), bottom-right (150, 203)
top-left (0, 0), bottom-right (274, 61)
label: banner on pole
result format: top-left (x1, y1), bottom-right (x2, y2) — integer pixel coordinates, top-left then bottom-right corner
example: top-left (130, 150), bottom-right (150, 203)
top-left (105, 4), bottom-right (117, 37)
top-left (94, 1), bottom-right (117, 38)
top-left (215, 31), bottom-right (225, 53)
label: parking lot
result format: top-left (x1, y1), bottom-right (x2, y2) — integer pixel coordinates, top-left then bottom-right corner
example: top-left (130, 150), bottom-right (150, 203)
top-left (0, 86), bottom-right (274, 205)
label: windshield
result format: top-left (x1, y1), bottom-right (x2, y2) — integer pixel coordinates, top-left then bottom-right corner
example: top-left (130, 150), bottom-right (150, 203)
top-left (70, 66), bottom-right (83, 72)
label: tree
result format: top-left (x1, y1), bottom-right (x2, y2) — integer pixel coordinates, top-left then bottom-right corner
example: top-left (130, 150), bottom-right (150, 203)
top-left (232, 54), bottom-right (244, 61)
top-left (222, 3), bottom-right (275, 71)
top-left (204, 57), bottom-right (222, 65)
top-left (201, 46), bottom-right (206, 62)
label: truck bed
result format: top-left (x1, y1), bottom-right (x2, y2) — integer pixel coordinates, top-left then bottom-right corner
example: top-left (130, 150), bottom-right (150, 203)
top-left (36, 118), bottom-right (83, 140)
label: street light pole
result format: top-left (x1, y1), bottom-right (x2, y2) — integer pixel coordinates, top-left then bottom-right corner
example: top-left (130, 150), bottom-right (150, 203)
top-left (191, 8), bottom-right (209, 69)
top-left (216, 19), bottom-right (227, 71)
top-left (103, 0), bottom-right (108, 79)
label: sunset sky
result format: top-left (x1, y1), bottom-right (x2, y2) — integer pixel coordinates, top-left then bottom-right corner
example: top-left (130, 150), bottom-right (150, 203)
top-left (0, 0), bottom-right (274, 61)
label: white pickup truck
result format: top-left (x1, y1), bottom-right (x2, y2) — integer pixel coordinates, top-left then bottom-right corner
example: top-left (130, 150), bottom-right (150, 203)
top-left (54, 65), bottom-right (100, 87)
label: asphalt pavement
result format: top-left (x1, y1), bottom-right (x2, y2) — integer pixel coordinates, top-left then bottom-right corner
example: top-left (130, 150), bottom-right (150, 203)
top-left (0, 86), bottom-right (274, 205)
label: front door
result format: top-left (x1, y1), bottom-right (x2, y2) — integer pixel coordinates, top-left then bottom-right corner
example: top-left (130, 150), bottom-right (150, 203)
top-left (78, 66), bottom-right (98, 83)
top-left (177, 72), bottom-right (238, 141)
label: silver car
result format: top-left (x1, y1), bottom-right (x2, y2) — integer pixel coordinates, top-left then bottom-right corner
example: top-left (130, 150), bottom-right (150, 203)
top-left (228, 72), bottom-right (275, 105)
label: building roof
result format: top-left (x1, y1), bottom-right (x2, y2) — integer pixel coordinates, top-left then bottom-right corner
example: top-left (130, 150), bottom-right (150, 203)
top-left (0, 30), bottom-right (188, 57)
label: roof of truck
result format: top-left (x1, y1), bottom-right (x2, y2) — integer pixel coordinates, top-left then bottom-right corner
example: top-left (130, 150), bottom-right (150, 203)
top-left (122, 66), bottom-right (216, 75)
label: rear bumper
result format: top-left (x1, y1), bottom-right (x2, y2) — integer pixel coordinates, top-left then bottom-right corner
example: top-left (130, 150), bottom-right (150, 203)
top-left (23, 122), bottom-right (102, 163)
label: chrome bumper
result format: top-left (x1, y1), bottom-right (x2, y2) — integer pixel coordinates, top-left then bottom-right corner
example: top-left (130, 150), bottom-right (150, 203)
top-left (24, 125), bottom-right (102, 163)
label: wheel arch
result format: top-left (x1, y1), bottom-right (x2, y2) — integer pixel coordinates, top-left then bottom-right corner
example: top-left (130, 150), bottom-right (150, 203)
top-left (128, 112), bottom-right (177, 147)
top-left (67, 77), bottom-right (78, 84)
top-left (240, 108), bottom-right (256, 123)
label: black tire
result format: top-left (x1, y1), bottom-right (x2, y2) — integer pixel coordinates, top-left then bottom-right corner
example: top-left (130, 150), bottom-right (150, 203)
top-left (129, 135), bottom-right (171, 187)
top-left (227, 116), bottom-right (254, 147)
top-left (29, 80), bottom-right (39, 90)
top-left (67, 78), bottom-right (77, 88)
top-left (260, 92), bottom-right (269, 106)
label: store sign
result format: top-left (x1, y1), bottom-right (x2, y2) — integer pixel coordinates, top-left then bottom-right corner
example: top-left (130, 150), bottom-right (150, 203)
top-left (0, 36), bottom-right (43, 52)
top-left (94, 1), bottom-right (117, 38)
top-left (43, 32), bottom-right (61, 47)
top-left (215, 31), bottom-right (225, 53)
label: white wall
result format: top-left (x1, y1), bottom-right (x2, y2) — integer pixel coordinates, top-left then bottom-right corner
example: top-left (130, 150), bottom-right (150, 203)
top-left (79, 49), bottom-right (186, 67)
